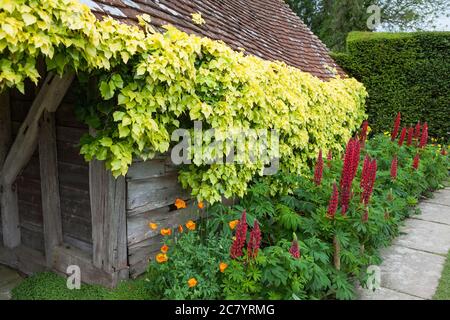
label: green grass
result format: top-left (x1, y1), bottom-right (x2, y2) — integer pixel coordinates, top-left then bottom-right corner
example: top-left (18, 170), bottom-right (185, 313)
top-left (434, 251), bottom-right (450, 300)
top-left (11, 272), bottom-right (154, 300)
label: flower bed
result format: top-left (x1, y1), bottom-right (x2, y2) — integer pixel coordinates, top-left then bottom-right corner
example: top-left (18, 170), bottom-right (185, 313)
top-left (145, 114), bottom-right (449, 300)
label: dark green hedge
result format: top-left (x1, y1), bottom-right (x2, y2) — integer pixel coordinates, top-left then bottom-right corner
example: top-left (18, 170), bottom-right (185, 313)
top-left (332, 31), bottom-right (450, 141)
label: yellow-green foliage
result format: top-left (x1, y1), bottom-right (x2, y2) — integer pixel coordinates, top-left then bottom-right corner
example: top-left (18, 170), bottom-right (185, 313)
top-left (0, 0), bottom-right (367, 203)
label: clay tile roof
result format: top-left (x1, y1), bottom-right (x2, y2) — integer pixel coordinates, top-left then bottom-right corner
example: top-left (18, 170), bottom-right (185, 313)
top-left (80, 0), bottom-right (344, 80)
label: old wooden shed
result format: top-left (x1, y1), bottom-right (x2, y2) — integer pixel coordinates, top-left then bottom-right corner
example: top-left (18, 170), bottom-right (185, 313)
top-left (0, 0), bottom-right (342, 287)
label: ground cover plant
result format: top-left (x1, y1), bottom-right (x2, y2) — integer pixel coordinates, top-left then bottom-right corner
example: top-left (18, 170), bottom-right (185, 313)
top-left (146, 114), bottom-right (448, 300)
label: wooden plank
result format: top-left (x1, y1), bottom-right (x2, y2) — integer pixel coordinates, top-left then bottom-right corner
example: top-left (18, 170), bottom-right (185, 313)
top-left (39, 110), bottom-right (63, 266)
top-left (126, 159), bottom-right (166, 181)
top-left (127, 173), bottom-right (190, 215)
top-left (1, 73), bottom-right (74, 186)
top-left (127, 201), bottom-right (198, 246)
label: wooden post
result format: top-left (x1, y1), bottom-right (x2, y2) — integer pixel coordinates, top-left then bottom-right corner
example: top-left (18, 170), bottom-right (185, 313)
top-left (90, 160), bottom-right (128, 278)
top-left (0, 73), bottom-right (73, 249)
top-left (0, 90), bottom-right (20, 248)
top-left (39, 110), bottom-right (63, 265)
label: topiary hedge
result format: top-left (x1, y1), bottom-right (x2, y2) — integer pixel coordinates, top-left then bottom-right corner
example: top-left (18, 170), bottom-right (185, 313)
top-left (332, 31), bottom-right (450, 141)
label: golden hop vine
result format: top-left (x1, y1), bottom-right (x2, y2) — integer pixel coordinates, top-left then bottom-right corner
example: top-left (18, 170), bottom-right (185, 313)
top-left (0, 0), bottom-right (367, 203)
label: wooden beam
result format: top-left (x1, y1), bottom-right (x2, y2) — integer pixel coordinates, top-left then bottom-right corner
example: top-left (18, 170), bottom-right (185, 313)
top-left (90, 160), bottom-right (128, 277)
top-left (39, 110), bottom-right (63, 266)
top-left (0, 73), bottom-right (73, 249)
top-left (0, 73), bottom-right (74, 186)
top-left (0, 90), bottom-right (11, 164)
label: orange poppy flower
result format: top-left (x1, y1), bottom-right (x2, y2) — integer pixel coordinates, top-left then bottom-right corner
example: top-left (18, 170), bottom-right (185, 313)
top-left (178, 225), bottom-right (184, 233)
top-left (156, 253), bottom-right (168, 263)
top-left (161, 244), bottom-right (169, 253)
top-left (229, 220), bottom-right (239, 230)
top-left (198, 201), bottom-right (204, 209)
top-left (175, 198), bottom-right (187, 209)
top-left (219, 262), bottom-right (228, 273)
top-left (185, 220), bottom-right (196, 231)
top-left (187, 278), bottom-right (198, 288)
top-left (148, 222), bottom-right (158, 230)
top-left (160, 228), bottom-right (172, 236)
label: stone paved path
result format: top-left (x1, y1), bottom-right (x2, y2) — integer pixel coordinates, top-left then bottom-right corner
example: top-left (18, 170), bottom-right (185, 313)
top-left (357, 186), bottom-right (450, 300)
top-left (0, 264), bottom-right (23, 300)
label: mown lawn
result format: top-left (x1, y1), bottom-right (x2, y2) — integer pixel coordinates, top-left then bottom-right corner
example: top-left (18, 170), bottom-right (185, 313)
top-left (11, 272), bottom-right (153, 300)
top-left (434, 250), bottom-right (450, 300)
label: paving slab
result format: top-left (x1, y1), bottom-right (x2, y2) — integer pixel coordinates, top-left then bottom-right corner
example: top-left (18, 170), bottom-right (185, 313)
top-left (0, 265), bottom-right (23, 300)
top-left (357, 286), bottom-right (423, 300)
top-left (424, 188), bottom-right (450, 207)
top-left (415, 202), bottom-right (450, 225)
top-left (377, 245), bottom-right (445, 299)
top-left (393, 219), bottom-right (450, 255)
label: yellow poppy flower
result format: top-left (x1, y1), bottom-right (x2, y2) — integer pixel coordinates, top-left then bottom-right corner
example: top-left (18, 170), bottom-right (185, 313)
top-left (219, 262), bottom-right (228, 273)
top-left (175, 198), bottom-right (187, 209)
top-left (161, 244), bottom-right (169, 253)
top-left (229, 220), bottom-right (239, 230)
top-left (148, 222), bottom-right (158, 230)
top-left (186, 220), bottom-right (196, 231)
top-left (160, 228), bottom-right (172, 236)
top-left (156, 253), bottom-right (168, 263)
top-left (187, 277), bottom-right (198, 288)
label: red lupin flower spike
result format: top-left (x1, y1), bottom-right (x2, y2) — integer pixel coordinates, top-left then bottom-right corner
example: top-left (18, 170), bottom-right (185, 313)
top-left (314, 150), bottom-right (324, 186)
top-left (230, 211), bottom-right (247, 259)
top-left (340, 138), bottom-right (358, 215)
top-left (419, 122), bottom-right (428, 148)
top-left (398, 127), bottom-right (406, 146)
top-left (414, 122), bottom-right (421, 139)
top-left (413, 154), bottom-right (420, 170)
top-left (391, 112), bottom-right (401, 141)
top-left (390, 156), bottom-right (398, 180)
top-left (406, 127), bottom-right (414, 146)
top-left (327, 183), bottom-right (339, 219)
top-left (247, 220), bottom-right (261, 260)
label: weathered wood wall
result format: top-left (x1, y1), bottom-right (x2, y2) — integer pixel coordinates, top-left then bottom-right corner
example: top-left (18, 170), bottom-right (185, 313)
top-left (7, 81), bottom-right (92, 254)
top-left (126, 155), bottom-right (194, 277)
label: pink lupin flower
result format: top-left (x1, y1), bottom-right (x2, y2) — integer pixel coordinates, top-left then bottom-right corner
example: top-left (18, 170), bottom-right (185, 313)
top-left (289, 233), bottom-right (301, 259)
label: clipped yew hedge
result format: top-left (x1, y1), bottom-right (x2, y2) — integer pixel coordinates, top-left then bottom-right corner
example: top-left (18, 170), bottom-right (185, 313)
top-left (332, 31), bottom-right (450, 141)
